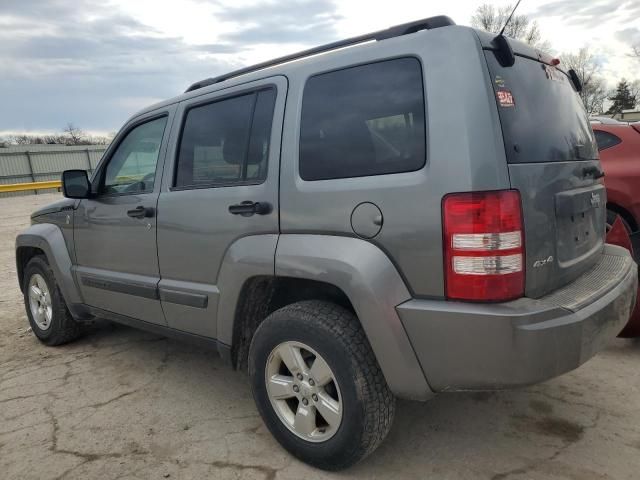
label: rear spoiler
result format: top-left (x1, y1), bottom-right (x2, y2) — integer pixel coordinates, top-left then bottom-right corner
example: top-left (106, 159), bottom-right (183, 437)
top-left (474, 29), bottom-right (557, 66)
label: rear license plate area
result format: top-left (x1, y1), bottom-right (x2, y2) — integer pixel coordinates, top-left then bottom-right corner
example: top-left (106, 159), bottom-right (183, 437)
top-left (555, 185), bottom-right (605, 264)
top-left (568, 211), bottom-right (593, 245)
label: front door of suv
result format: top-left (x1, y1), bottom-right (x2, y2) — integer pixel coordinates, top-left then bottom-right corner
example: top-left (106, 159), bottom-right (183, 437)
top-left (74, 107), bottom-right (175, 325)
top-left (156, 77), bottom-right (285, 339)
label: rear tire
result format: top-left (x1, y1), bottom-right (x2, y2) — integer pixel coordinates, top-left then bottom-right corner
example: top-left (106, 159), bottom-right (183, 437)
top-left (23, 256), bottom-right (82, 346)
top-left (248, 300), bottom-right (395, 470)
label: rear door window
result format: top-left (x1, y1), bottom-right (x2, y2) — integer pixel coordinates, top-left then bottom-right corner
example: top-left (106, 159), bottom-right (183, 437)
top-left (594, 130), bottom-right (622, 151)
top-left (175, 88), bottom-right (276, 188)
top-left (485, 53), bottom-right (598, 163)
top-left (299, 58), bottom-right (426, 181)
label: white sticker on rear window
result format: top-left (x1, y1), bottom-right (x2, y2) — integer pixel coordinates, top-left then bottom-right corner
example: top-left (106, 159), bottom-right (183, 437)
top-left (543, 65), bottom-right (567, 84)
top-left (497, 89), bottom-right (515, 108)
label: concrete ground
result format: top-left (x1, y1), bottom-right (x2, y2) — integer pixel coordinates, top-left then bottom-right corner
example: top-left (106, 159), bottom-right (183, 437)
top-left (1, 193), bottom-right (639, 480)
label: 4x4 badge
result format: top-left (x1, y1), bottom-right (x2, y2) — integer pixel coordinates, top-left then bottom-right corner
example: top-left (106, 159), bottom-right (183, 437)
top-left (533, 256), bottom-right (554, 268)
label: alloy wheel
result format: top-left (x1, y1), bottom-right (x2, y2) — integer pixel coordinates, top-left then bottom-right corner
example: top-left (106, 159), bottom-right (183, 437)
top-left (28, 273), bottom-right (53, 330)
top-left (265, 341), bottom-right (343, 442)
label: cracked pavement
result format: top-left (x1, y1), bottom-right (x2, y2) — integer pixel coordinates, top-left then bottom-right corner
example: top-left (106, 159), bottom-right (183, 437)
top-left (1, 193), bottom-right (639, 479)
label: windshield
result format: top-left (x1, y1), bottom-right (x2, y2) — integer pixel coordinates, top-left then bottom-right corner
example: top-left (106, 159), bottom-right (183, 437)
top-left (484, 52), bottom-right (598, 164)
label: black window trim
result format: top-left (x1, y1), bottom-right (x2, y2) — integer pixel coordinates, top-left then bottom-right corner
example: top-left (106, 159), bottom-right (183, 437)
top-left (92, 112), bottom-right (171, 198)
top-left (297, 55), bottom-right (427, 182)
top-left (171, 85), bottom-right (277, 192)
top-left (593, 129), bottom-right (622, 151)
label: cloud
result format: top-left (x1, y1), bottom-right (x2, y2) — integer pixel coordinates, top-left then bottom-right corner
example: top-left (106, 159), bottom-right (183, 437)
top-left (532, 0), bottom-right (633, 28)
top-left (216, 0), bottom-right (341, 45)
top-left (534, 0), bottom-right (621, 17)
top-left (0, 0), bottom-right (343, 133)
top-left (615, 27), bottom-right (640, 48)
top-left (0, 0), bottom-right (236, 132)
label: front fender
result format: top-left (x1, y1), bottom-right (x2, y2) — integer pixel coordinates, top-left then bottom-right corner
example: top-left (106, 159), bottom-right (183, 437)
top-left (15, 223), bottom-right (82, 305)
top-left (275, 234), bottom-right (433, 401)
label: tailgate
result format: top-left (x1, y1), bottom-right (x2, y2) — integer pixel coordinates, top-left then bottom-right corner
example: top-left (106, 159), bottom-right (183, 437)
top-left (484, 50), bottom-right (603, 298)
top-left (510, 163), bottom-right (606, 297)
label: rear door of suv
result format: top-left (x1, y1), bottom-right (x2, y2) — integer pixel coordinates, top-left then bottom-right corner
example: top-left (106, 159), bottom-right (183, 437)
top-left (155, 77), bottom-right (286, 338)
top-left (484, 49), bottom-right (604, 298)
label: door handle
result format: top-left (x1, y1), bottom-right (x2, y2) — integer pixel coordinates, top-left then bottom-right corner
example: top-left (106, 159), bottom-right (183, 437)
top-left (228, 201), bottom-right (272, 217)
top-left (582, 166), bottom-right (605, 179)
top-left (127, 206), bottom-right (155, 218)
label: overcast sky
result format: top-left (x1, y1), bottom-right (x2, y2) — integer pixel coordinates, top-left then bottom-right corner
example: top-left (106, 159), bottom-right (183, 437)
top-left (1, 0), bottom-right (639, 136)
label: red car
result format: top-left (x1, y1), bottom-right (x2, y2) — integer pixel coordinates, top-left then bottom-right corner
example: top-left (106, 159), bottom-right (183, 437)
top-left (592, 118), bottom-right (640, 336)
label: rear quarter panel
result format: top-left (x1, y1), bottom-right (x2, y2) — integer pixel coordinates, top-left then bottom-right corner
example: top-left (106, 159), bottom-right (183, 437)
top-left (278, 26), bottom-right (510, 298)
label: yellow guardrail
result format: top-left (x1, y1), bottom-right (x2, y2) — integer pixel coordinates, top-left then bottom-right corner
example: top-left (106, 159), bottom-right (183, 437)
top-left (0, 180), bottom-right (62, 193)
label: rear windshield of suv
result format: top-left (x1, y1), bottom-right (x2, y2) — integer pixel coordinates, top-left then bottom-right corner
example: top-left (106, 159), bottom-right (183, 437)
top-left (485, 53), bottom-right (598, 164)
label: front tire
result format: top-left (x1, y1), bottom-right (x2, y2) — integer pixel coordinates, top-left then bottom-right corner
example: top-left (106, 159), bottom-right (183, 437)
top-left (248, 300), bottom-right (395, 470)
top-left (23, 256), bottom-right (82, 346)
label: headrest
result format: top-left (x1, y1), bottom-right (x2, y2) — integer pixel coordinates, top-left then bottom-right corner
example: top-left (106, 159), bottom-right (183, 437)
top-left (222, 130), bottom-right (246, 165)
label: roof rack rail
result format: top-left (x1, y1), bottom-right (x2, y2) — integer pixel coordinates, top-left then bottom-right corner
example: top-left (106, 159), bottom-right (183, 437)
top-left (185, 15), bottom-right (455, 93)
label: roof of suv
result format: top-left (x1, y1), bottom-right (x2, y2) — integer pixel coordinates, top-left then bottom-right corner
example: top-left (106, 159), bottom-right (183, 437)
top-left (185, 15), bottom-right (456, 93)
top-left (128, 16), bottom-right (558, 123)
top-left (129, 16), bottom-right (478, 119)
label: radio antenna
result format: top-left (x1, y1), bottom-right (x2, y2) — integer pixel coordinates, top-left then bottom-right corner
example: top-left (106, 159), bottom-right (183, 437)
top-left (498, 0), bottom-right (523, 37)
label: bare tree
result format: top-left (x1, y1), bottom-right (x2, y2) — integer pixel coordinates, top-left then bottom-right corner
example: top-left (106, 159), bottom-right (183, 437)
top-left (86, 133), bottom-right (115, 145)
top-left (471, 3), bottom-right (549, 50)
top-left (62, 123), bottom-right (87, 145)
top-left (562, 47), bottom-right (608, 115)
top-left (0, 128), bottom-right (113, 146)
top-left (8, 134), bottom-right (33, 145)
top-left (633, 45), bottom-right (640, 59)
top-left (582, 78), bottom-right (608, 115)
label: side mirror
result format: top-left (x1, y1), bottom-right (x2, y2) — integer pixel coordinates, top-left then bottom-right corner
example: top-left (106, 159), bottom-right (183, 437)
top-left (61, 170), bottom-right (91, 199)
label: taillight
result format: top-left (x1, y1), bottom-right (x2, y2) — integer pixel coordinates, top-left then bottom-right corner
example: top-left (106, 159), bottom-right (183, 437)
top-left (442, 190), bottom-right (524, 302)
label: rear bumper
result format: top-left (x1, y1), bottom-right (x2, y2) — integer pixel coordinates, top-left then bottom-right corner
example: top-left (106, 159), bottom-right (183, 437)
top-left (398, 244), bottom-right (638, 392)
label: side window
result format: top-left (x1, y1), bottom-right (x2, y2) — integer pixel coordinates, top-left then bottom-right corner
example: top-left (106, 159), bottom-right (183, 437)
top-left (300, 58), bottom-right (426, 181)
top-left (101, 116), bottom-right (167, 195)
top-left (175, 88), bottom-right (276, 188)
top-left (594, 130), bottom-right (622, 151)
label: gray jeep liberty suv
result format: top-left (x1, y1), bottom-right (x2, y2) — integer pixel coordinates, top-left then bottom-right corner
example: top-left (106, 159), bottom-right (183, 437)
top-left (16, 16), bottom-right (638, 470)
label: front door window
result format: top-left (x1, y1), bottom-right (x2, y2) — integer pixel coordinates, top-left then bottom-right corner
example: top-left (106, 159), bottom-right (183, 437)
top-left (101, 116), bottom-right (167, 195)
